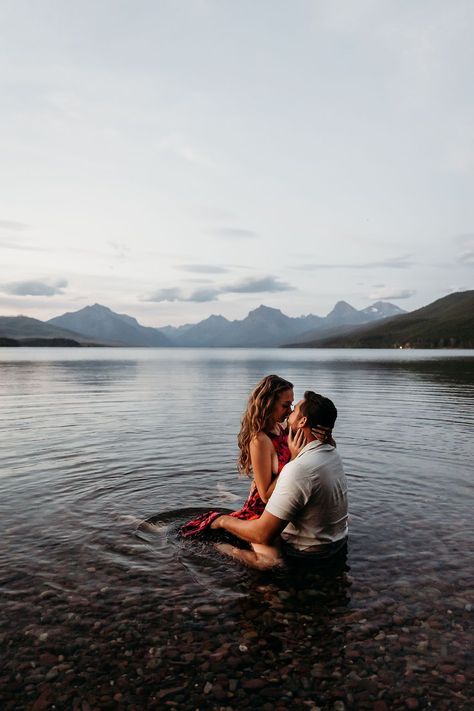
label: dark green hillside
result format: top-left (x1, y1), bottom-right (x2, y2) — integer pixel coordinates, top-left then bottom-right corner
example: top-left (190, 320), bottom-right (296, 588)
top-left (0, 335), bottom-right (82, 347)
top-left (293, 291), bottom-right (474, 349)
top-left (0, 316), bottom-right (84, 340)
top-left (0, 316), bottom-right (106, 345)
top-left (0, 337), bottom-right (19, 346)
top-left (19, 338), bottom-right (81, 347)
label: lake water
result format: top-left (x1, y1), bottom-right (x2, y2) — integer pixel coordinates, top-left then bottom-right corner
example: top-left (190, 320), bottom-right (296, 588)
top-left (1, 348), bottom-right (473, 710)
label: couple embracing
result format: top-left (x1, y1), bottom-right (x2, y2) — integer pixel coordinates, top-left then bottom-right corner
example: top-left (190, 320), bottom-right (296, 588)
top-left (181, 375), bottom-right (348, 569)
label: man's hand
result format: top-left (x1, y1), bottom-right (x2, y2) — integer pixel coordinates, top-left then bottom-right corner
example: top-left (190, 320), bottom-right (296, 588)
top-left (288, 427), bottom-right (306, 459)
top-left (210, 510), bottom-right (288, 545)
top-left (311, 426), bottom-right (336, 446)
top-left (210, 515), bottom-right (228, 530)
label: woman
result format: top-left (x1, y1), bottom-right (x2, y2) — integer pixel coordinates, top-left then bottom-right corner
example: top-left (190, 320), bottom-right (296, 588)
top-left (180, 374), bottom-right (301, 542)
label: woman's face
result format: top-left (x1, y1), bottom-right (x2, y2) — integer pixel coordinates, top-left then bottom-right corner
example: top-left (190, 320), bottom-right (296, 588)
top-left (272, 388), bottom-right (294, 423)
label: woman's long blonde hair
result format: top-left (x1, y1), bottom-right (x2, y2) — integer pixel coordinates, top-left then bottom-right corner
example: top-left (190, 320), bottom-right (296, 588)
top-left (237, 374), bottom-right (293, 477)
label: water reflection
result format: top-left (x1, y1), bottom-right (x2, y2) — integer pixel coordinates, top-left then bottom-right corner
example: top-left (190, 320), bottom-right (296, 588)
top-left (0, 350), bottom-right (473, 709)
top-left (49, 359), bottom-right (139, 386)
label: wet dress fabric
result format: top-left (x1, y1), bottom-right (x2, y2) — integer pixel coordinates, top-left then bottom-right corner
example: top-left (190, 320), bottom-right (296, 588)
top-left (179, 426), bottom-right (291, 538)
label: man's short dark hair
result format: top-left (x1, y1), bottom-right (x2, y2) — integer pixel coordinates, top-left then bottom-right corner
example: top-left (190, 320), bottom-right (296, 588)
top-left (300, 391), bottom-right (337, 429)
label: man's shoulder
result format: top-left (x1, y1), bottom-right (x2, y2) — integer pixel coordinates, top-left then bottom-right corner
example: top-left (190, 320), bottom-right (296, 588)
top-left (299, 442), bottom-right (338, 462)
top-left (295, 443), bottom-right (344, 475)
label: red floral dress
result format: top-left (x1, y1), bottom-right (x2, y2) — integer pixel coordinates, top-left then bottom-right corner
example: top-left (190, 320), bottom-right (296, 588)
top-left (179, 426), bottom-right (290, 538)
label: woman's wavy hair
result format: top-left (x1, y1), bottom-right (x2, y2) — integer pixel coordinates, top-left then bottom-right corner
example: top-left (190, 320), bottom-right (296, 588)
top-left (237, 374), bottom-right (293, 477)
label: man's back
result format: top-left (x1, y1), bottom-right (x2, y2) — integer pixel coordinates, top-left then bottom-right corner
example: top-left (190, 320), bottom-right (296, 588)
top-left (265, 440), bottom-right (348, 553)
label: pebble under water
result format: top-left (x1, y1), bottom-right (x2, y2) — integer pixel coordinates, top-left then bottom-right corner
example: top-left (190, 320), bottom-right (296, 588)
top-left (0, 348), bottom-right (473, 710)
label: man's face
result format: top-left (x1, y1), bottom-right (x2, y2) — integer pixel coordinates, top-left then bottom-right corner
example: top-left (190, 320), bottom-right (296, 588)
top-left (288, 399), bottom-right (305, 432)
top-left (274, 388), bottom-right (294, 423)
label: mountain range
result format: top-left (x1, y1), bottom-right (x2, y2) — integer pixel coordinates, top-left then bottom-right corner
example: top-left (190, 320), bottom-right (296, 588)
top-left (287, 291), bottom-right (474, 349)
top-left (46, 300), bottom-right (404, 348)
top-left (48, 304), bottom-right (171, 347)
top-left (0, 300), bottom-right (402, 347)
top-left (154, 301), bottom-right (404, 347)
top-left (0, 292), bottom-right (471, 348)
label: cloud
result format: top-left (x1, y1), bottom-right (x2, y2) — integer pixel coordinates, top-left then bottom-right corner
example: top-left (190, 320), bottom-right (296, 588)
top-left (144, 286), bottom-right (220, 303)
top-left (108, 241), bottom-right (131, 259)
top-left (158, 133), bottom-right (217, 169)
top-left (454, 234), bottom-right (474, 266)
top-left (183, 278), bottom-right (214, 284)
top-left (0, 219), bottom-right (29, 231)
top-left (368, 287), bottom-right (415, 300)
top-left (222, 276), bottom-right (294, 294)
top-left (2, 279), bottom-right (68, 296)
top-left (187, 287), bottom-right (221, 302)
top-left (445, 285), bottom-right (469, 294)
top-left (197, 206), bottom-right (237, 222)
top-left (144, 275), bottom-right (294, 303)
top-left (0, 238), bottom-right (48, 253)
top-left (209, 227), bottom-right (259, 239)
top-left (145, 287), bottom-right (183, 302)
top-left (295, 256), bottom-right (415, 270)
top-left (177, 264), bottom-right (230, 274)
top-left (0, 238), bottom-right (22, 249)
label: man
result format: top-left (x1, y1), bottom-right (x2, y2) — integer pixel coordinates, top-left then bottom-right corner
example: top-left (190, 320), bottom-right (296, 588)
top-left (211, 391), bottom-right (348, 567)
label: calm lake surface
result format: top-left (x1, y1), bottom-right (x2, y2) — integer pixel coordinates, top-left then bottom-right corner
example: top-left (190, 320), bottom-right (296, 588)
top-left (1, 348), bottom-right (473, 710)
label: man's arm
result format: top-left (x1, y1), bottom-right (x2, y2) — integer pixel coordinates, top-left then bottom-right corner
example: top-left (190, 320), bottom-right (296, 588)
top-left (211, 510), bottom-right (288, 545)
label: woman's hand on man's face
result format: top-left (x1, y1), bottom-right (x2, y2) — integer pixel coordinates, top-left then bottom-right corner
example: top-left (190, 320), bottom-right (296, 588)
top-left (288, 427), bottom-right (306, 459)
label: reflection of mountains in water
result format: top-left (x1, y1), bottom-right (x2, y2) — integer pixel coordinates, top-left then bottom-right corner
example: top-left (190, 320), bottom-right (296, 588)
top-left (48, 359), bottom-right (139, 387)
top-left (0, 359), bottom-right (125, 387)
top-left (363, 356), bottom-right (474, 388)
top-left (4, 359), bottom-right (139, 387)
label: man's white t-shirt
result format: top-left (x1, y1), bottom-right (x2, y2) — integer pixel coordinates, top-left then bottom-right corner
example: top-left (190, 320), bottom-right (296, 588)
top-left (265, 439), bottom-right (348, 553)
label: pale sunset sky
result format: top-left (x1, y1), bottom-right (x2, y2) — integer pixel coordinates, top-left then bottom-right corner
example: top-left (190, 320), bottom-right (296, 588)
top-left (0, 0), bottom-right (473, 326)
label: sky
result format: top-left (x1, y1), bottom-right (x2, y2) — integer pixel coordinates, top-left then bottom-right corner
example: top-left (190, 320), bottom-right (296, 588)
top-left (1, 0), bottom-right (473, 327)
